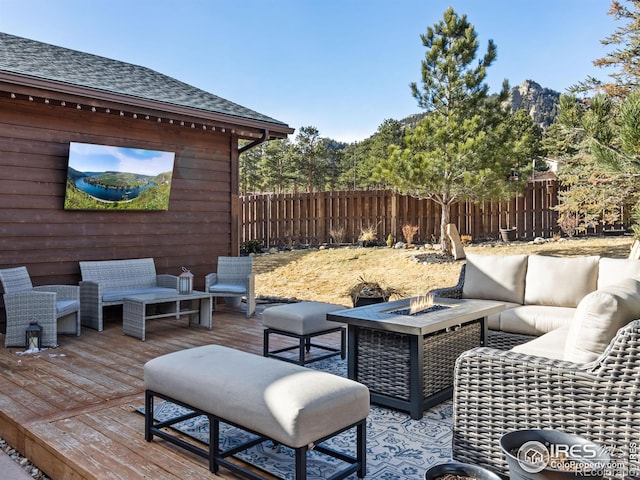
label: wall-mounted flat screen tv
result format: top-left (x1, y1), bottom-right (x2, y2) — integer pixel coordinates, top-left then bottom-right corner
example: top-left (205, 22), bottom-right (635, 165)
top-left (64, 142), bottom-right (175, 211)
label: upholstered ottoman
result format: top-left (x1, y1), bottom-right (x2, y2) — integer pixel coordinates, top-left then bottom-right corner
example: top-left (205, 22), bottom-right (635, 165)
top-left (262, 301), bottom-right (347, 365)
top-left (144, 345), bottom-right (369, 479)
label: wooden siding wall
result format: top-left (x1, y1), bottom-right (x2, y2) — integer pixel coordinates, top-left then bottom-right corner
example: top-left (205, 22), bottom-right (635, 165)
top-left (0, 98), bottom-right (237, 324)
top-left (241, 181), bottom-right (560, 247)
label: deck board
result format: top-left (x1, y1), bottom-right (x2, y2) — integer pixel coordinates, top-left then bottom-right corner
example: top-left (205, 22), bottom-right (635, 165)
top-left (0, 302), bottom-right (341, 479)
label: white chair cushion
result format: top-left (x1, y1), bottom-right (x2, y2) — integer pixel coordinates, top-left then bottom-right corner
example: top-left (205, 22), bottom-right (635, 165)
top-left (462, 254), bottom-right (528, 304)
top-left (511, 327), bottom-right (569, 360)
top-left (499, 305), bottom-right (576, 336)
top-left (564, 278), bottom-right (640, 364)
top-left (524, 255), bottom-right (599, 307)
top-left (102, 287), bottom-right (176, 303)
top-left (597, 257), bottom-right (640, 289)
top-left (56, 300), bottom-right (79, 318)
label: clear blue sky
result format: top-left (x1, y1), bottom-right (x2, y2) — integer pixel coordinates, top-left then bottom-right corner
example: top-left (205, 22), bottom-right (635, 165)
top-left (0, 0), bottom-right (618, 143)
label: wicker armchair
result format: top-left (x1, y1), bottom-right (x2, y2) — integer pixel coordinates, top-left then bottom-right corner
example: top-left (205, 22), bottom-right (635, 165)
top-left (452, 319), bottom-right (640, 478)
top-left (0, 266), bottom-right (80, 348)
top-left (205, 256), bottom-right (255, 318)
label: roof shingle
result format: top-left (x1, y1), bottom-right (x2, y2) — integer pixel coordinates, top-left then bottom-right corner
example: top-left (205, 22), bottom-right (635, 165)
top-left (0, 32), bottom-right (289, 129)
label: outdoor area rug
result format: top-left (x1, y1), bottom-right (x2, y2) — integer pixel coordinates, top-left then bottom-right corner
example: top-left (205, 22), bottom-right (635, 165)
top-left (138, 357), bottom-right (453, 479)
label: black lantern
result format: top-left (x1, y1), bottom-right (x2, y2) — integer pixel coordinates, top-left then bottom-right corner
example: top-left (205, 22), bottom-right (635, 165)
top-left (25, 322), bottom-right (42, 351)
top-left (178, 267), bottom-right (194, 295)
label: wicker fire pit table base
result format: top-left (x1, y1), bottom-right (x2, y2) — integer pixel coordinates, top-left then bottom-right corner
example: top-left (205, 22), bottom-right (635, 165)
top-left (328, 298), bottom-right (504, 419)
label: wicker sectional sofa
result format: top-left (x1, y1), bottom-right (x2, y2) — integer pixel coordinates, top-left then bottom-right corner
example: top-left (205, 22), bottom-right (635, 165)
top-left (79, 258), bottom-right (178, 331)
top-left (430, 254), bottom-right (640, 353)
top-left (431, 254), bottom-right (640, 478)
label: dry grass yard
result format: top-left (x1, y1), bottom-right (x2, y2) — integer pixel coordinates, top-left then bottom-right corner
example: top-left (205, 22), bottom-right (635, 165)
top-left (253, 236), bottom-right (635, 306)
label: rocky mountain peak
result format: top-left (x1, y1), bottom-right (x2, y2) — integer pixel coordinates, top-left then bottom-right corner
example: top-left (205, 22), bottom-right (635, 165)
top-left (509, 79), bottom-right (560, 129)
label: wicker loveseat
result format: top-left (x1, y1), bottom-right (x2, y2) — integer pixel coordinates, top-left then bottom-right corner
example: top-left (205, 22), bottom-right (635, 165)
top-left (79, 258), bottom-right (178, 331)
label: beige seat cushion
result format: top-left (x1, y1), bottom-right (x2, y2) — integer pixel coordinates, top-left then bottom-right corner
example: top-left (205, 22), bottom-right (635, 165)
top-left (144, 345), bottom-right (370, 448)
top-left (462, 254), bottom-right (528, 304)
top-left (486, 302), bottom-right (520, 330)
top-left (597, 257), bottom-right (640, 289)
top-left (511, 327), bottom-right (569, 360)
top-left (262, 301), bottom-right (345, 335)
top-left (564, 278), bottom-right (640, 364)
top-left (499, 305), bottom-right (576, 336)
top-left (524, 255), bottom-right (599, 307)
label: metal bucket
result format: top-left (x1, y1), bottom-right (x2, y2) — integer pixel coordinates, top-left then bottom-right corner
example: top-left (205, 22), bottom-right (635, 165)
top-left (425, 462), bottom-right (502, 480)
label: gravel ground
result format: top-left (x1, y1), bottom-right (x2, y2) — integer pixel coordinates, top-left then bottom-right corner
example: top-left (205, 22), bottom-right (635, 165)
top-left (0, 438), bottom-right (50, 479)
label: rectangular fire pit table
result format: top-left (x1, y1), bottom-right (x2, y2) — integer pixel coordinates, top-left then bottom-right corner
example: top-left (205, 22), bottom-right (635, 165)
top-left (327, 297), bottom-right (504, 419)
top-left (123, 290), bottom-right (213, 341)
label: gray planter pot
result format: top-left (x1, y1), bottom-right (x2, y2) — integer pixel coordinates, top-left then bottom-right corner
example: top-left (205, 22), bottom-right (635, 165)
top-left (500, 227), bottom-right (517, 242)
top-left (353, 296), bottom-right (387, 308)
top-left (425, 462), bottom-right (501, 480)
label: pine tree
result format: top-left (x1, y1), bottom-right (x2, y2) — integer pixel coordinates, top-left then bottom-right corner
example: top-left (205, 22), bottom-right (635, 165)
top-left (292, 126), bottom-right (326, 193)
top-left (239, 143), bottom-right (263, 194)
top-left (259, 139), bottom-right (294, 193)
top-left (375, 7), bottom-right (528, 252)
top-left (573, 0), bottom-right (640, 97)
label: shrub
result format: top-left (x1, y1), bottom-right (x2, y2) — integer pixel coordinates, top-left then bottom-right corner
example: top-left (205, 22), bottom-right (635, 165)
top-left (386, 234), bottom-right (394, 247)
top-left (329, 225), bottom-right (345, 244)
top-left (358, 222), bottom-right (381, 244)
top-left (241, 239), bottom-right (263, 254)
top-left (402, 223), bottom-right (419, 246)
top-left (558, 211), bottom-right (579, 237)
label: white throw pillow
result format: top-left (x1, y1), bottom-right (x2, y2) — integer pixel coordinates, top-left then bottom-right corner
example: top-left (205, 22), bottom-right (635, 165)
top-left (564, 278), bottom-right (640, 364)
top-left (462, 254), bottom-right (528, 304)
top-left (524, 255), bottom-right (599, 307)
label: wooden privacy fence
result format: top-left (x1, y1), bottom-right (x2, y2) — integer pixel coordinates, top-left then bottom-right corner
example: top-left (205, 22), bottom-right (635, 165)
top-left (240, 180), bottom-right (560, 248)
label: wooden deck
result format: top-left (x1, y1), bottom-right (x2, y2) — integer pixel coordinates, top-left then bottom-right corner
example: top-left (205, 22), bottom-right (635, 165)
top-left (0, 303), bottom-right (338, 479)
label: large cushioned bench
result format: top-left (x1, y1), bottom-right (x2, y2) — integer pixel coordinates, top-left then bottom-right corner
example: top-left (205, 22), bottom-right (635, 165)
top-left (430, 253), bottom-right (640, 353)
top-left (144, 345), bottom-right (369, 479)
top-left (79, 258), bottom-right (178, 331)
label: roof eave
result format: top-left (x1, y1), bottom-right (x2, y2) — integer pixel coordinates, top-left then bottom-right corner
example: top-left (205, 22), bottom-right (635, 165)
top-left (0, 71), bottom-right (294, 140)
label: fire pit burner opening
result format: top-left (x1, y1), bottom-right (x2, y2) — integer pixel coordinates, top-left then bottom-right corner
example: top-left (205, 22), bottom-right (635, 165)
top-left (385, 293), bottom-right (454, 316)
top-left (389, 304), bottom-right (451, 317)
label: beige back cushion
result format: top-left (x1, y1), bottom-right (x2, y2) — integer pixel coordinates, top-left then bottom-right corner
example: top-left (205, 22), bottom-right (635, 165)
top-left (597, 257), bottom-right (640, 289)
top-left (564, 278), bottom-right (640, 364)
top-left (462, 254), bottom-right (528, 304)
top-left (524, 255), bottom-right (599, 307)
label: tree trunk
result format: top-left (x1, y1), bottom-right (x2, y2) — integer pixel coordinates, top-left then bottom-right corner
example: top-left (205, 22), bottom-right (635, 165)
top-left (440, 202), bottom-right (451, 253)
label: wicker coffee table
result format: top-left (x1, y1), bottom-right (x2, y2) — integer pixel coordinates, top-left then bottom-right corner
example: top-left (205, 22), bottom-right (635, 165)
top-left (327, 297), bottom-right (504, 419)
top-left (122, 290), bottom-right (213, 341)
